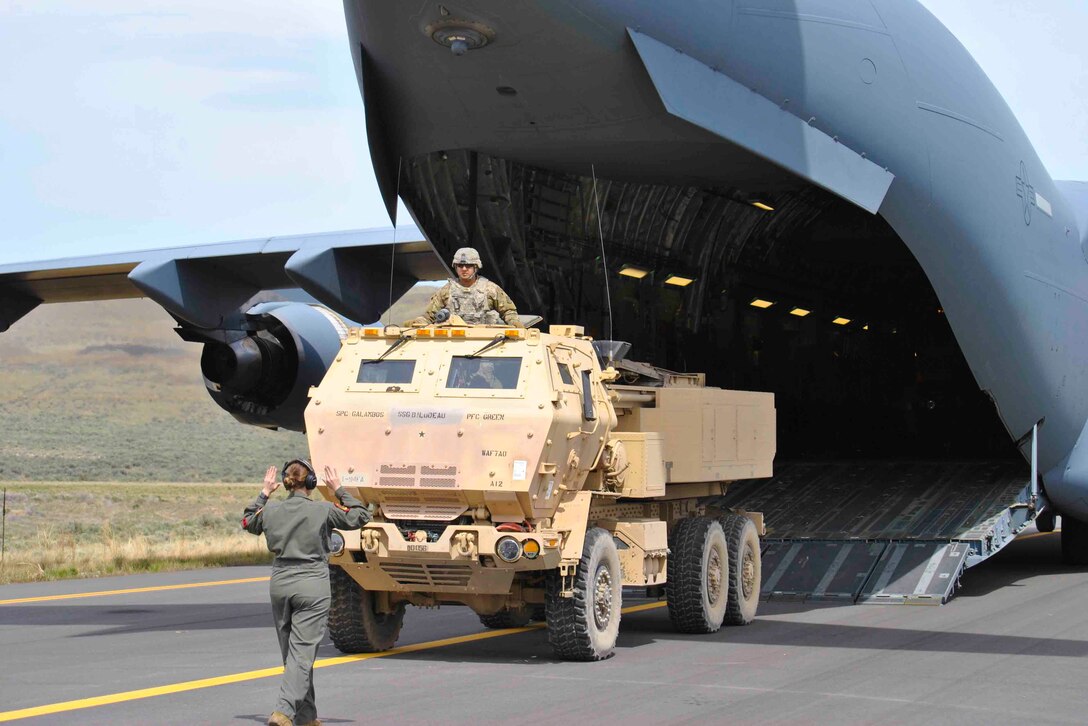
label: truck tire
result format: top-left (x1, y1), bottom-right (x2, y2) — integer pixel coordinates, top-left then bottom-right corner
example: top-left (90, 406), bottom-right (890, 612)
top-left (1061, 515), bottom-right (1088, 566)
top-left (328, 566), bottom-right (405, 653)
top-left (478, 606), bottom-right (532, 629)
top-left (719, 514), bottom-right (761, 625)
top-left (545, 527), bottom-right (622, 661)
top-left (667, 517), bottom-right (729, 634)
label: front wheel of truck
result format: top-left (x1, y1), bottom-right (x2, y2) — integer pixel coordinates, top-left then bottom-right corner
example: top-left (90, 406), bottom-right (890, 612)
top-left (545, 527), bottom-right (622, 661)
top-left (328, 566), bottom-right (405, 653)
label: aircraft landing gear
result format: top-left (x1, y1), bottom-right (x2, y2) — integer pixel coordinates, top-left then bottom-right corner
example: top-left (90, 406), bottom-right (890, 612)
top-left (1035, 510), bottom-right (1055, 533)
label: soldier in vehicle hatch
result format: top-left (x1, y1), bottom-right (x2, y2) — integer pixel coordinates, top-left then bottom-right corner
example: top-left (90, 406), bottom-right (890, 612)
top-left (419, 247), bottom-right (524, 326)
top-left (242, 460), bottom-right (369, 726)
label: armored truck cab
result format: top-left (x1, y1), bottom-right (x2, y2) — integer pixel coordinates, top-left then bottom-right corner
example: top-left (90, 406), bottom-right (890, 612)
top-left (306, 322), bottom-right (775, 660)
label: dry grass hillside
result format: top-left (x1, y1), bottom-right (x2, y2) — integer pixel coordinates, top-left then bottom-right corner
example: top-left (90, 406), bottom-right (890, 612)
top-left (0, 285), bottom-right (439, 482)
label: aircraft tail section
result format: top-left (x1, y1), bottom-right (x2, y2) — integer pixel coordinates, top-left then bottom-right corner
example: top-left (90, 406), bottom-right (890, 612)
top-left (627, 28), bottom-right (895, 214)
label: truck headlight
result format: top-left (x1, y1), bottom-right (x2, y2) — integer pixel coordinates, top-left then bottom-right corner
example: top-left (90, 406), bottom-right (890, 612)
top-left (329, 531), bottom-right (345, 556)
top-left (496, 536), bottom-right (522, 563)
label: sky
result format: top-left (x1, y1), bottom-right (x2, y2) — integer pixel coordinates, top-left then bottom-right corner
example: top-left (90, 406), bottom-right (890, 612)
top-left (0, 1), bottom-right (1085, 265)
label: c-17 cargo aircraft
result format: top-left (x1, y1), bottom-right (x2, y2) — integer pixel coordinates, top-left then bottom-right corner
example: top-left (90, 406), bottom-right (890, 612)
top-left (2, 1), bottom-right (1086, 604)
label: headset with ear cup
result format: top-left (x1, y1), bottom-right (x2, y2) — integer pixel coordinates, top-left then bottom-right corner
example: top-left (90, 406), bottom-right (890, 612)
top-left (282, 458), bottom-right (318, 490)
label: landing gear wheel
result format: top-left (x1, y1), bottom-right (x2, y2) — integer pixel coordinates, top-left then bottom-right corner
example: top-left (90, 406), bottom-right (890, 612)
top-left (545, 527), bottom-right (622, 661)
top-left (478, 606), bottom-right (532, 629)
top-left (328, 567), bottom-right (405, 653)
top-left (667, 517), bottom-right (729, 634)
top-left (1035, 509), bottom-right (1055, 533)
top-left (719, 514), bottom-right (761, 625)
top-left (1061, 515), bottom-right (1088, 566)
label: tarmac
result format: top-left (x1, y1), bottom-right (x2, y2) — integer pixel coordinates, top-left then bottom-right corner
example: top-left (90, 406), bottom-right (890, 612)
top-left (1, 528), bottom-right (1086, 725)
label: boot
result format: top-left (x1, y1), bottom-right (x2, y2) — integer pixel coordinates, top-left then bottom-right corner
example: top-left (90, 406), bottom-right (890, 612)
top-left (267, 712), bottom-right (293, 726)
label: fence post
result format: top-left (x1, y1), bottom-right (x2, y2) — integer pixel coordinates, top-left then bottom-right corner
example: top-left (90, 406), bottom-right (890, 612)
top-left (1, 488), bottom-right (6, 569)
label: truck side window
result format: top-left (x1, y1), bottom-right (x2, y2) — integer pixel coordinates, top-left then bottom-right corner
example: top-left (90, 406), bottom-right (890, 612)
top-left (357, 360), bottom-right (416, 384)
top-left (557, 362), bottom-right (574, 385)
top-left (581, 369), bottom-right (596, 421)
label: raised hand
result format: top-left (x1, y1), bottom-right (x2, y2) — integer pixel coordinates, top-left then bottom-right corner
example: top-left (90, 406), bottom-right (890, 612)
top-left (262, 465), bottom-right (281, 496)
top-left (323, 465), bottom-right (342, 493)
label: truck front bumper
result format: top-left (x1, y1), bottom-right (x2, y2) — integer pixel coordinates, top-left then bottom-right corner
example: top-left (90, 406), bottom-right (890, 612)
top-left (330, 523), bottom-right (561, 595)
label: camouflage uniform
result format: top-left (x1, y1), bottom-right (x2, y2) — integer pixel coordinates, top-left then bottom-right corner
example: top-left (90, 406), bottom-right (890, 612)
top-left (243, 488), bottom-right (369, 725)
top-left (423, 276), bottom-right (523, 326)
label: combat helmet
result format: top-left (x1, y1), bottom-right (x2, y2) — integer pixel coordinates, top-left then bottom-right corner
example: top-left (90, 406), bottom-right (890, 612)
top-left (452, 247), bottom-right (483, 269)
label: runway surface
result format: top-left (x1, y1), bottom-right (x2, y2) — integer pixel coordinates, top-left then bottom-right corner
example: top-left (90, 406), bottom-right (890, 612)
top-left (1, 529), bottom-right (1086, 725)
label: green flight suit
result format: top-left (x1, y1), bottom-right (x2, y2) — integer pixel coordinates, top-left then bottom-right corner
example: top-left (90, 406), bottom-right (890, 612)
top-left (243, 487), bottom-right (369, 724)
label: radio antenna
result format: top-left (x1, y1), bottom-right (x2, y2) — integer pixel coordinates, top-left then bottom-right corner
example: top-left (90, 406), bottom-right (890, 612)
top-left (383, 157), bottom-right (404, 328)
top-left (591, 164), bottom-right (615, 361)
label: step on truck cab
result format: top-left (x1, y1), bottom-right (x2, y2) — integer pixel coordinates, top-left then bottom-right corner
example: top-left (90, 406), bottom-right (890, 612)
top-left (305, 321), bottom-right (776, 660)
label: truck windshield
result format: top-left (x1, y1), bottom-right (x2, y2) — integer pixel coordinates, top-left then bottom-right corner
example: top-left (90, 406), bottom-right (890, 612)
top-left (446, 357), bottom-right (522, 389)
top-left (357, 359), bottom-right (416, 384)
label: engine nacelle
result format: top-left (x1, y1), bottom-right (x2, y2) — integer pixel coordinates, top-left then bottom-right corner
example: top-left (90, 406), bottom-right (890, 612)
top-left (193, 303), bottom-right (352, 431)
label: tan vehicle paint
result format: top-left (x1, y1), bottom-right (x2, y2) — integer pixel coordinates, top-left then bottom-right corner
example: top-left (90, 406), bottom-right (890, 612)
top-left (305, 322), bottom-right (775, 660)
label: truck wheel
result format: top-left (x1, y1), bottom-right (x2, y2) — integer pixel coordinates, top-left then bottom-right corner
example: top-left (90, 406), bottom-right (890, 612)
top-left (667, 517), bottom-right (728, 634)
top-left (719, 514), bottom-right (761, 625)
top-left (328, 567), bottom-right (405, 653)
top-left (545, 527), bottom-right (622, 661)
top-left (1061, 515), bottom-right (1088, 566)
top-left (478, 606), bottom-right (532, 629)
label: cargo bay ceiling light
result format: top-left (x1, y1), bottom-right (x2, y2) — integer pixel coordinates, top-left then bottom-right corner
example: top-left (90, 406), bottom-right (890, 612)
top-left (427, 19), bottom-right (496, 56)
top-left (664, 274), bottom-right (695, 287)
top-left (750, 298), bottom-right (775, 309)
top-left (750, 201), bottom-right (775, 211)
top-left (618, 264), bottom-right (650, 279)
top-left (832, 317), bottom-right (852, 325)
top-left (789, 307), bottom-right (811, 317)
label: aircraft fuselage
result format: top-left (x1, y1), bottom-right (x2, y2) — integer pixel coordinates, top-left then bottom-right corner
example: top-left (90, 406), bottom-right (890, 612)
top-left (347, 0), bottom-right (1088, 519)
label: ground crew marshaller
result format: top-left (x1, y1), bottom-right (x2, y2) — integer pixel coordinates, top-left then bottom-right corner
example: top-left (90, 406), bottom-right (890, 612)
top-left (243, 460), bottom-right (369, 726)
top-left (421, 247), bottom-right (524, 326)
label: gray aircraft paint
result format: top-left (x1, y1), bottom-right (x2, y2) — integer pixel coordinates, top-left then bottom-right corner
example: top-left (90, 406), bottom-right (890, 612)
top-left (1, 2), bottom-right (1085, 523)
top-left (344, 0), bottom-right (1088, 519)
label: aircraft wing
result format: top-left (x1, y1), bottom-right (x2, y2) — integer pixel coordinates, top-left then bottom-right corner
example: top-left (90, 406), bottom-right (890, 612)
top-left (0, 226), bottom-right (446, 332)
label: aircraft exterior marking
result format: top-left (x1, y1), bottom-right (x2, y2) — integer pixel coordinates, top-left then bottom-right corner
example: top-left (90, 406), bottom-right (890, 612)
top-left (1017, 160), bottom-right (1036, 225)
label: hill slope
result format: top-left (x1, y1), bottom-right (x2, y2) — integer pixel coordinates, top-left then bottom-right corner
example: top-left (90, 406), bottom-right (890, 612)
top-left (0, 285), bottom-right (440, 482)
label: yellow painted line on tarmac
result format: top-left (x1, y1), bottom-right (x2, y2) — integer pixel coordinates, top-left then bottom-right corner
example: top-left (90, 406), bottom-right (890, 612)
top-left (0, 600), bottom-right (668, 722)
top-left (0, 576), bottom-right (270, 606)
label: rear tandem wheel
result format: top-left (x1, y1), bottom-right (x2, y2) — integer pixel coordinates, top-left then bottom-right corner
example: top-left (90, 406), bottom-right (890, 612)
top-left (718, 513), bottom-right (761, 625)
top-left (667, 516), bottom-right (729, 633)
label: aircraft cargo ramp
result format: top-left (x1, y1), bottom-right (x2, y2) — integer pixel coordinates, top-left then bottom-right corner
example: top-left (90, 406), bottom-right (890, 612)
top-left (716, 461), bottom-right (1034, 605)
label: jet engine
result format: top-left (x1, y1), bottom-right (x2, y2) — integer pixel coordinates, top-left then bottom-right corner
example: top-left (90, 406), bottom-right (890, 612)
top-left (183, 302), bottom-right (353, 431)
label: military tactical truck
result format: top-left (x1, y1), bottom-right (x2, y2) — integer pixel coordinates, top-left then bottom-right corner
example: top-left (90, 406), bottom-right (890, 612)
top-left (306, 322), bottom-right (775, 660)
